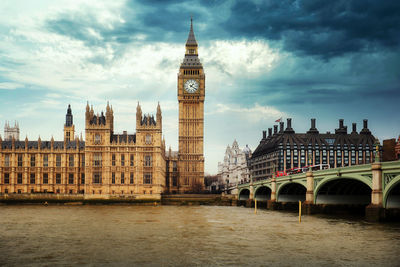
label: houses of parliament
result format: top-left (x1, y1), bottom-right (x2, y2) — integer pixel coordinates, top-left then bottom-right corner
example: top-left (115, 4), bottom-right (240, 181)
top-left (0, 20), bottom-right (205, 199)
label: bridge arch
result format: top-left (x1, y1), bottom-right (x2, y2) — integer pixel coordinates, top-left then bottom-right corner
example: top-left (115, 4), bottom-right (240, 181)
top-left (314, 176), bottom-right (372, 205)
top-left (254, 186), bottom-right (271, 201)
top-left (238, 188), bottom-right (250, 201)
top-left (276, 181), bottom-right (306, 202)
top-left (383, 174), bottom-right (400, 208)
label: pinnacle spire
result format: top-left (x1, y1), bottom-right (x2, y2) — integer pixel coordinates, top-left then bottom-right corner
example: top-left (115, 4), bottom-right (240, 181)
top-left (186, 17), bottom-right (197, 46)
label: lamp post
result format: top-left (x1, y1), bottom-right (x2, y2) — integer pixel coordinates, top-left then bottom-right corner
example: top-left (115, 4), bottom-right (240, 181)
top-left (374, 138), bottom-right (380, 163)
top-left (308, 151), bottom-right (313, 172)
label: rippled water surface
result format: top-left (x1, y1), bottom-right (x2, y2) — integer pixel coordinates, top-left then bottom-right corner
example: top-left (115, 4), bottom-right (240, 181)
top-left (1, 205), bottom-right (400, 266)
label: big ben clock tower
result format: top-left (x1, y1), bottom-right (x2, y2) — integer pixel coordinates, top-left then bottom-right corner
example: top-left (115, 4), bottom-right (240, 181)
top-left (177, 18), bottom-right (205, 192)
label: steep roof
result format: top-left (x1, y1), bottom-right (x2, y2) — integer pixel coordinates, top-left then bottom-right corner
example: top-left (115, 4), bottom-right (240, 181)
top-left (186, 18), bottom-right (197, 46)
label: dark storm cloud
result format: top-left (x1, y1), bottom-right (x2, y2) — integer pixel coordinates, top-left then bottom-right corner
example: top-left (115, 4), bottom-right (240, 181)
top-left (45, 1), bottom-right (206, 47)
top-left (43, 0), bottom-right (400, 60)
top-left (46, 11), bottom-right (140, 46)
top-left (224, 0), bottom-right (400, 58)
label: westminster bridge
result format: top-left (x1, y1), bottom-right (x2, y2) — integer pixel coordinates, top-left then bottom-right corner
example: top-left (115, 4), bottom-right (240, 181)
top-left (237, 160), bottom-right (400, 221)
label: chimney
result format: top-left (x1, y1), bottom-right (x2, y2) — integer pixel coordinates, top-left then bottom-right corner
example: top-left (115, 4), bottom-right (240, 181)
top-left (287, 118), bottom-right (292, 129)
top-left (284, 118), bottom-right (295, 133)
top-left (352, 123), bottom-right (357, 133)
top-left (307, 118), bottom-right (319, 134)
top-left (262, 131), bottom-right (266, 139)
top-left (268, 128), bottom-right (272, 137)
top-left (273, 125), bottom-right (278, 134)
top-left (279, 122), bottom-right (284, 133)
top-left (339, 119), bottom-right (344, 129)
top-left (360, 119), bottom-right (371, 134)
top-left (363, 119), bottom-right (368, 129)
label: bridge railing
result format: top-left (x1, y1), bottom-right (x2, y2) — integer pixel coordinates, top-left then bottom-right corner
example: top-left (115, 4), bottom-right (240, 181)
top-left (238, 162), bottom-right (382, 188)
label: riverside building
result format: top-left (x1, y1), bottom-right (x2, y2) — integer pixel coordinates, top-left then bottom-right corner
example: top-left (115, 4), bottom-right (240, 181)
top-left (217, 140), bottom-right (252, 190)
top-left (250, 118), bottom-right (377, 181)
top-left (0, 19), bottom-right (205, 198)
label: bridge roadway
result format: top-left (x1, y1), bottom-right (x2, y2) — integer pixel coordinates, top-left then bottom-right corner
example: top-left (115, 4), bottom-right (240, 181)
top-left (237, 159), bottom-right (400, 221)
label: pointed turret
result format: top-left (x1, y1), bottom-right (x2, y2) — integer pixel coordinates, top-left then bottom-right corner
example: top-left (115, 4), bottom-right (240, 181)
top-left (186, 17), bottom-right (198, 47)
top-left (64, 104), bottom-right (75, 142)
top-left (66, 104), bottom-right (73, 126)
top-left (136, 102), bottom-right (142, 123)
top-left (156, 102), bottom-right (162, 129)
top-left (181, 18), bottom-right (202, 68)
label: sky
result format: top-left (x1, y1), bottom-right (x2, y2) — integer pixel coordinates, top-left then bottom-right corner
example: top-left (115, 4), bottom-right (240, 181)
top-left (0, 0), bottom-right (399, 174)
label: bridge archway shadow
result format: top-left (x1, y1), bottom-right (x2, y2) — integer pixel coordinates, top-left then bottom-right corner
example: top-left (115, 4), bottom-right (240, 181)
top-left (255, 186), bottom-right (271, 202)
top-left (386, 182), bottom-right (400, 209)
top-left (277, 183), bottom-right (306, 202)
top-left (238, 189), bottom-right (250, 201)
top-left (315, 178), bottom-right (371, 205)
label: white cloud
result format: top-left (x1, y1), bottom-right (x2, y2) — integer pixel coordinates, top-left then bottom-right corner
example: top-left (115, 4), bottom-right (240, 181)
top-left (0, 82), bottom-right (23, 90)
top-left (208, 103), bottom-right (285, 122)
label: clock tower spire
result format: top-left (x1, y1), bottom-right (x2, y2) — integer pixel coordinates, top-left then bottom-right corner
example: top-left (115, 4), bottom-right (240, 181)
top-left (177, 18), bottom-right (205, 192)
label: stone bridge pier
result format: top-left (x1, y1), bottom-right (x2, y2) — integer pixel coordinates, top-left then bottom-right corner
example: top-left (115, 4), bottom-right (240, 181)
top-left (365, 161), bottom-right (384, 221)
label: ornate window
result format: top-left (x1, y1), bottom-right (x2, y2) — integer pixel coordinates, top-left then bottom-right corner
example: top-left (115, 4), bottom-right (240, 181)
top-left (56, 155), bottom-right (61, 167)
top-left (121, 173), bottom-right (125, 184)
top-left (30, 173), bottom-right (35, 184)
top-left (112, 154), bottom-right (116, 166)
top-left (17, 173), bottom-right (22, 184)
top-left (68, 174), bottom-right (74, 184)
top-left (69, 155), bottom-right (74, 167)
top-left (18, 154), bottom-right (23, 167)
top-left (121, 155), bottom-right (125, 166)
top-left (94, 134), bottom-right (101, 144)
top-left (93, 173), bottom-right (102, 184)
top-left (130, 155), bottom-right (134, 166)
top-left (143, 173), bottom-right (152, 184)
top-left (43, 173), bottom-right (48, 184)
top-left (130, 173), bottom-right (134, 184)
top-left (30, 155), bottom-right (35, 167)
top-left (94, 153), bottom-right (102, 167)
top-left (43, 154), bottom-right (49, 167)
top-left (145, 134), bottom-right (152, 145)
top-left (4, 154), bottom-right (10, 167)
top-left (56, 173), bottom-right (61, 184)
top-left (144, 155), bottom-right (152, 167)
top-left (4, 173), bottom-right (9, 184)
top-left (112, 172), bottom-right (115, 184)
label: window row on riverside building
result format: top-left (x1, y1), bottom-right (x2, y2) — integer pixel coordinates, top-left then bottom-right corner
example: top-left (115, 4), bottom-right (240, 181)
top-left (250, 118), bottom-right (378, 181)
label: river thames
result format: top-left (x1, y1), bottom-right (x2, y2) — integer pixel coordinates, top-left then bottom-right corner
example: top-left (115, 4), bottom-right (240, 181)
top-left (0, 205), bottom-right (399, 266)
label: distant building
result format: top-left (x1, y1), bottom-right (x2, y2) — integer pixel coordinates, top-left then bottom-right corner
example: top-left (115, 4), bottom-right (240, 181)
top-left (250, 118), bottom-right (378, 181)
top-left (396, 136), bottom-right (400, 160)
top-left (217, 140), bottom-right (252, 191)
top-left (4, 121), bottom-right (19, 141)
top-left (382, 138), bottom-right (397, 161)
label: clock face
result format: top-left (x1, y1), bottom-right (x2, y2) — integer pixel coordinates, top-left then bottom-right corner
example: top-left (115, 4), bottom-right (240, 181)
top-left (184, 79), bottom-right (199, 93)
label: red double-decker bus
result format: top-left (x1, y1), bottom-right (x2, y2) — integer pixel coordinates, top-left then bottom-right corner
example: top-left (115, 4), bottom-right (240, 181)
top-left (275, 164), bottom-right (330, 177)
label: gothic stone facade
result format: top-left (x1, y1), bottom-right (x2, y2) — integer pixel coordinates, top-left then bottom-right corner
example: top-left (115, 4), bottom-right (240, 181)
top-left (0, 102), bottom-right (166, 199)
top-left (217, 140), bottom-right (251, 191)
top-left (0, 19), bottom-right (205, 197)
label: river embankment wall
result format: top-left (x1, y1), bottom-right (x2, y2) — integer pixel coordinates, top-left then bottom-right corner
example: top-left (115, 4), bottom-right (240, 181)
top-left (0, 193), bottom-right (236, 206)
